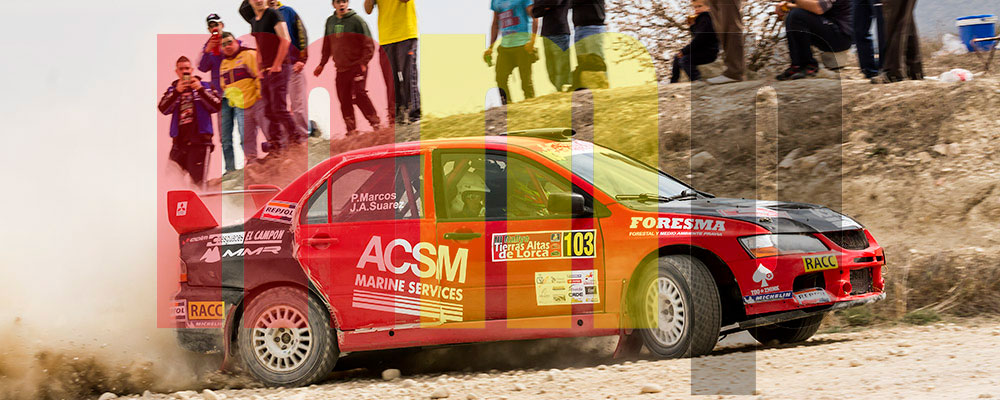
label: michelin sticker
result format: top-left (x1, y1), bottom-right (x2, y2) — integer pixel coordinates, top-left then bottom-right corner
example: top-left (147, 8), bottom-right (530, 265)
top-left (535, 270), bottom-right (599, 306)
top-left (491, 230), bottom-right (595, 262)
top-left (261, 200), bottom-right (296, 224)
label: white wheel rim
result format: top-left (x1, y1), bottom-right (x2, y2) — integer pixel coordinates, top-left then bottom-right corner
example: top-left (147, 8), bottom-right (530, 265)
top-left (251, 305), bottom-right (312, 373)
top-left (644, 276), bottom-right (687, 347)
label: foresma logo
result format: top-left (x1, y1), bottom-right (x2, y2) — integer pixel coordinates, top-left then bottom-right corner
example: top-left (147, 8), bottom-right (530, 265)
top-left (356, 236), bottom-right (469, 284)
top-left (629, 217), bottom-right (726, 231)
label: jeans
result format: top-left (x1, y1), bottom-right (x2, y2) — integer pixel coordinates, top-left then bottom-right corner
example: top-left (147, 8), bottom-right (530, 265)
top-left (543, 34), bottom-right (572, 91)
top-left (335, 66), bottom-right (380, 133)
top-left (785, 8), bottom-right (853, 68)
top-left (260, 65), bottom-right (298, 151)
top-left (218, 99), bottom-right (245, 172)
top-left (288, 69), bottom-right (309, 141)
top-left (574, 25), bottom-right (606, 57)
top-left (240, 100), bottom-right (265, 162)
top-left (384, 39), bottom-right (421, 121)
top-left (853, 0), bottom-right (886, 78)
top-left (496, 45), bottom-right (535, 104)
top-left (671, 53), bottom-right (717, 82)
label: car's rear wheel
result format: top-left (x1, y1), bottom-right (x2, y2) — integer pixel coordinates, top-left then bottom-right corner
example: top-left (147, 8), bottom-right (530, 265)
top-left (633, 255), bottom-right (721, 358)
top-left (237, 287), bottom-right (338, 387)
top-left (749, 314), bottom-right (825, 345)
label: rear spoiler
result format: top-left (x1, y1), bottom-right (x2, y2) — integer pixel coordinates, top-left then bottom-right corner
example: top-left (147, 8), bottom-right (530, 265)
top-left (166, 185), bottom-right (280, 234)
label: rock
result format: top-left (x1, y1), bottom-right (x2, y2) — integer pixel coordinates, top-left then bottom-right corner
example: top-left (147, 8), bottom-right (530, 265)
top-left (174, 391), bottom-right (198, 400)
top-left (142, 390), bottom-right (153, 398)
top-left (640, 384), bottom-right (663, 394)
top-left (401, 379), bottom-right (417, 388)
top-left (382, 368), bottom-right (402, 381)
top-left (932, 144), bottom-right (948, 155)
top-left (512, 383), bottom-right (527, 391)
top-left (98, 393), bottom-right (118, 400)
top-left (913, 152), bottom-right (933, 164)
top-left (202, 389), bottom-right (222, 400)
top-left (797, 155), bottom-right (820, 170)
top-left (947, 143), bottom-right (961, 156)
top-left (543, 372), bottom-right (556, 381)
top-left (690, 151), bottom-right (717, 171)
top-left (978, 394), bottom-right (993, 398)
top-left (779, 148), bottom-right (804, 169)
top-left (849, 360), bottom-right (862, 367)
top-left (430, 386), bottom-right (450, 399)
top-left (849, 130), bottom-right (871, 143)
top-left (811, 161), bottom-right (829, 176)
top-left (897, 342), bottom-right (912, 348)
top-left (466, 394), bottom-right (479, 400)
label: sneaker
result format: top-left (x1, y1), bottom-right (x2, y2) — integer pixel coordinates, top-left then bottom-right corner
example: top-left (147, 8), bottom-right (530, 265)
top-left (792, 65), bottom-right (819, 80)
top-left (775, 66), bottom-right (801, 81)
top-left (706, 74), bottom-right (741, 85)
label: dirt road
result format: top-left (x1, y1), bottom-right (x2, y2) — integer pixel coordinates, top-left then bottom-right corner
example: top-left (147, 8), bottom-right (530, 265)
top-left (121, 320), bottom-right (1000, 400)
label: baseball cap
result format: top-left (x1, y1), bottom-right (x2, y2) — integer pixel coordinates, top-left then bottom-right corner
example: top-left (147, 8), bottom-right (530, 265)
top-left (206, 13), bottom-right (223, 26)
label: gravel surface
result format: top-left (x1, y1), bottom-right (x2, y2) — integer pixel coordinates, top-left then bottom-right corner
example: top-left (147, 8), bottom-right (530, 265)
top-left (121, 321), bottom-right (1000, 400)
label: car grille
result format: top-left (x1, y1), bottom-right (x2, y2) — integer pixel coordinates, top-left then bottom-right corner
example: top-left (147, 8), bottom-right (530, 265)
top-left (824, 229), bottom-right (869, 250)
top-left (850, 268), bottom-right (874, 295)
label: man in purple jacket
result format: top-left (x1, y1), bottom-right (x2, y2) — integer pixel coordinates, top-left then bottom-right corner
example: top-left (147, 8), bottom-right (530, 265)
top-left (159, 56), bottom-right (223, 185)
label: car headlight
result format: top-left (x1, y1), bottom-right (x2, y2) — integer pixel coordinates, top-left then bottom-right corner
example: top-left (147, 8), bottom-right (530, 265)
top-left (739, 234), bottom-right (828, 258)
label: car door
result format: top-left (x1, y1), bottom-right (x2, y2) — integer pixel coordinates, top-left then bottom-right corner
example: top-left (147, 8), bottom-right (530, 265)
top-left (434, 148), bottom-right (606, 324)
top-left (295, 154), bottom-right (442, 330)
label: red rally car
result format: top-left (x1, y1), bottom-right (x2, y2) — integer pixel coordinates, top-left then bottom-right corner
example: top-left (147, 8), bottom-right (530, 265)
top-left (167, 129), bottom-right (885, 386)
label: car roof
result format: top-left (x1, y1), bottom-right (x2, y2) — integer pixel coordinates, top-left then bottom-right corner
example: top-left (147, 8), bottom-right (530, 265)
top-left (334, 135), bottom-right (568, 158)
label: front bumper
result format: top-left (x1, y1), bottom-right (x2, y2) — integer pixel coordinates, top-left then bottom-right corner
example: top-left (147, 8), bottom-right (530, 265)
top-left (723, 292), bottom-right (885, 334)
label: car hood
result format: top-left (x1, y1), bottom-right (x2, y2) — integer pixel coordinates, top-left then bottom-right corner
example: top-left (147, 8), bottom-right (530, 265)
top-left (637, 198), bottom-right (863, 233)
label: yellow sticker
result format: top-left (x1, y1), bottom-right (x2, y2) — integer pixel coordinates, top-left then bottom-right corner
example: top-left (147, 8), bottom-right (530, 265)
top-left (188, 301), bottom-right (225, 320)
top-left (535, 270), bottom-right (600, 306)
top-left (803, 255), bottom-right (839, 272)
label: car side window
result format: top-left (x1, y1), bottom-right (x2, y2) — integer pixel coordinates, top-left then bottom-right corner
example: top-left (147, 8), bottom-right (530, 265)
top-left (438, 152), bottom-right (577, 220)
top-left (301, 181), bottom-right (329, 225)
top-left (329, 156), bottom-right (423, 223)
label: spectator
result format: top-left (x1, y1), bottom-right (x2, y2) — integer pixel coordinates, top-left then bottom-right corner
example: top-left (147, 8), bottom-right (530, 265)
top-left (485, 0), bottom-right (538, 105)
top-left (571, 0), bottom-right (607, 89)
top-left (670, 0), bottom-right (719, 83)
top-left (774, 0), bottom-right (853, 81)
top-left (531, 0), bottom-right (571, 92)
top-left (219, 32), bottom-right (266, 166)
top-left (704, 0), bottom-right (744, 84)
top-left (314, 0), bottom-right (382, 136)
top-left (269, 1), bottom-right (311, 141)
top-left (240, 0), bottom-right (297, 156)
top-left (853, 0), bottom-right (885, 79)
top-left (364, 0), bottom-right (422, 125)
top-left (158, 56), bottom-right (223, 185)
top-left (872, 0), bottom-right (921, 83)
top-left (198, 14), bottom-right (244, 174)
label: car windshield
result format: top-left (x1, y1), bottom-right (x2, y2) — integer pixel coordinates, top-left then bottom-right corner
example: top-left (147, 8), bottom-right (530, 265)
top-left (530, 140), bottom-right (692, 203)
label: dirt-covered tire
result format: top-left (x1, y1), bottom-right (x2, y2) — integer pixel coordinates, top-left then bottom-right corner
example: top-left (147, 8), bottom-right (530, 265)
top-left (749, 314), bottom-right (825, 345)
top-left (237, 286), bottom-right (338, 387)
top-left (632, 255), bottom-right (722, 358)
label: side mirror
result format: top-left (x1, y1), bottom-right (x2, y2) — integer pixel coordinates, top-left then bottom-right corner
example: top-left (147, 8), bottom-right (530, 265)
top-left (547, 192), bottom-right (593, 217)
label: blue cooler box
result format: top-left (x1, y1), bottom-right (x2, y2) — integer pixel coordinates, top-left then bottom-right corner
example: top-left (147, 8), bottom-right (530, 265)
top-left (957, 15), bottom-right (998, 52)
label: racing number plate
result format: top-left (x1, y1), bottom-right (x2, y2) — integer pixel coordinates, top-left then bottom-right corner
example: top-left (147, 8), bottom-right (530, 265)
top-left (491, 230), bottom-right (596, 262)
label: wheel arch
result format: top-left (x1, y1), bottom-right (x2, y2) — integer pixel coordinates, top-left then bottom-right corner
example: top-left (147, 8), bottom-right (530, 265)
top-left (625, 244), bottom-right (746, 327)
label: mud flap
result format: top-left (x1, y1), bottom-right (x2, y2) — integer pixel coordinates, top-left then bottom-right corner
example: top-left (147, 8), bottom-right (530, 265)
top-left (612, 329), bottom-right (643, 359)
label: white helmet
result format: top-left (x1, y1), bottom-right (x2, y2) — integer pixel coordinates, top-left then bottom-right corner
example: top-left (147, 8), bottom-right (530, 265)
top-left (456, 173), bottom-right (490, 195)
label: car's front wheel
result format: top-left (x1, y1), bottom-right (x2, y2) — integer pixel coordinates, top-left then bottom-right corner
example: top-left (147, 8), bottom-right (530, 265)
top-left (633, 255), bottom-right (722, 358)
top-left (749, 314), bottom-right (824, 345)
top-left (237, 287), bottom-right (338, 387)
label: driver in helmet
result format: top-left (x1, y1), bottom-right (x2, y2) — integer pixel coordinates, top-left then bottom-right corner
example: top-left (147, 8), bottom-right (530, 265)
top-left (454, 173), bottom-right (490, 218)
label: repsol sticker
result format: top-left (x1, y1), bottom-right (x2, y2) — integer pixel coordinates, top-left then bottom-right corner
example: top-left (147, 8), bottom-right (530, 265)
top-left (491, 230), bottom-right (595, 262)
top-left (261, 201), bottom-right (296, 224)
top-left (803, 254), bottom-right (839, 272)
top-left (188, 301), bottom-right (225, 320)
top-left (794, 288), bottom-right (832, 305)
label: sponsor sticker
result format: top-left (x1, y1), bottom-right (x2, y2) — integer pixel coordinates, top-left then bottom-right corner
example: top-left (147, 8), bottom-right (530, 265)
top-left (803, 254), bottom-right (839, 272)
top-left (535, 270), bottom-right (600, 306)
top-left (171, 299), bottom-right (187, 321)
top-left (744, 290), bottom-right (793, 304)
top-left (261, 201), bottom-right (296, 224)
top-left (752, 264), bottom-right (774, 287)
top-left (794, 288), bottom-right (832, 305)
top-left (175, 201), bottom-right (188, 217)
top-left (627, 217), bottom-right (726, 237)
top-left (188, 301), bottom-right (225, 320)
top-left (491, 230), bottom-right (596, 262)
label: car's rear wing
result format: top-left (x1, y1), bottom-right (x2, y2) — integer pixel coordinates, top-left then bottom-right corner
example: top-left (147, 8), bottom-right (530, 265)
top-left (167, 185), bottom-right (281, 234)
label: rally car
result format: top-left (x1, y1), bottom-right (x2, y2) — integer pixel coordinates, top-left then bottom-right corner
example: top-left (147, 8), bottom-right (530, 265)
top-left (167, 128), bottom-right (885, 386)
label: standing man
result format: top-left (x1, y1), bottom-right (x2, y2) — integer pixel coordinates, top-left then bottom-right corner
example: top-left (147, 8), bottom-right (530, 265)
top-left (364, 0), bottom-right (421, 125)
top-left (532, 0), bottom-right (571, 92)
top-left (704, 0), bottom-right (744, 84)
top-left (853, 0), bottom-right (885, 79)
top-left (269, 1), bottom-right (311, 142)
top-left (198, 14), bottom-right (244, 174)
top-left (219, 32), bottom-right (266, 166)
top-left (485, 0), bottom-right (538, 105)
top-left (872, 0), bottom-right (921, 83)
top-left (240, 0), bottom-right (297, 156)
top-left (315, 0), bottom-right (382, 137)
top-left (158, 56), bottom-right (223, 186)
